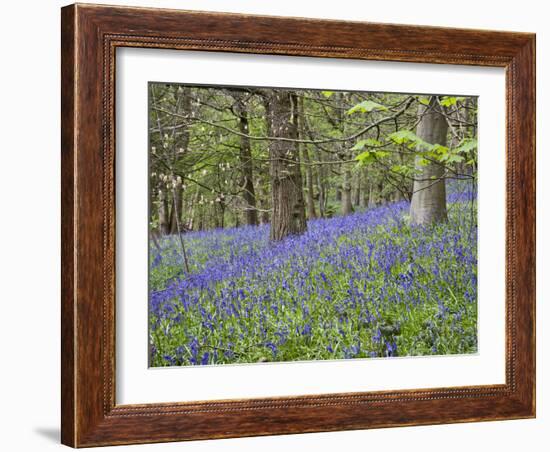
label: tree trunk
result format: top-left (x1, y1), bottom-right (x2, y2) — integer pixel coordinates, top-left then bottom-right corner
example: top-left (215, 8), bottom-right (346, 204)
top-left (336, 92), bottom-right (353, 216)
top-left (297, 97), bottom-right (317, 220)
top-left (258, 178), bottom-right (270, 225)
top-left (368, 183), bottom-right (375, 208)
top-left (218, 200), bottom-right (226, 229)
top-left (265, 91), bottom-right (307, 241)
top-left (169, 185), bottom-right (182, 234)
top-left (360, 171), bottom-right (369, 208)
top-left (158, 187), bottom-right (169, 235)
top-left (316, 158), bottom-right (327, 218)
top-left (341, 167), bottom-right (353, 215)
top-left (353, 171), bottom-right (362, 207)
top-left (235, 97), bottom-right (258, 226)
top-left (186, 188), bottom-right (200, 231)
top-left (302, 147), bottom-right (317, 220)
top-left (410, 97), bottom-right (449, 226)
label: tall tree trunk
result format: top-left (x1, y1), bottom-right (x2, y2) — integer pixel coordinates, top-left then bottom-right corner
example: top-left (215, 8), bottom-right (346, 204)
top-left (265, 91), bottom-right (307, 241)
top-left (302, 147), bottom-right (317, 220)
top-left (186, 188), bottom-right (200, 231)
top-left (360, 170), bottom-right (369, 208)
top-left (158, 187), bottom-right (169, 235)
top-left (169, 185), bottom-right (182, 234)
top-left (290, 94), bottom-right (307, 231)
top-left (316, 157), bottom-right (327, 218)
top-left (410, 97), bottom-right (449, 225)
top-left (198, 208), bottom-right (204, 231)
top-left (235, 97), bottom-right (258, 226)
top-left (233, 208), bottom-right (241, 228)
top-left (341, 167), bottom-right (353, 215)
top-left (297, 97), bottom-right (317, 220)
top-left (218, 200), bottom-right (226, 229)
top-left (353, 171), bottom-right (362, 207)
top-left (368, 183), bottom-right (375, 208)
top-left (336, 92), bottom-right (352, 216)
top-left (258, 177), bottom-right (270, 224)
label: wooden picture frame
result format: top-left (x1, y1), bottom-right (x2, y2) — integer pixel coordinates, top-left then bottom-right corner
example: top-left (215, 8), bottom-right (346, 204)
top-left (61, 3), bottom-right (535, 447)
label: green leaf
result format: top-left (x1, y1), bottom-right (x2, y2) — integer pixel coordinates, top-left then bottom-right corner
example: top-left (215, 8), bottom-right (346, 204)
top-left (391, 164), bottom-right (413, 175)
top-left (454, 138), bottom-right (478, 154)
top-left (440, 96), bottom-right (458, 107)
top-left (443, 154), bottom-right (465, 164)
top-left (321, 91), bottom-right (334, 98)
top-left (432, 144), bottom-right (449, 155)
top-left (417, 157), bottom-right (430, 166)
top-left (354, 149), bottom-right (390, 164)
top-left (355, 151), bottom-right (376, 164)
top-left (388, 130), bottom-right (419, 144)
top-left (347, 100), bottom-right (388, 115)
top-left (374, 150), bottom-right (390, 159)
top-left (364, 138), bottom-right (382, 146)
top-left (389, 130), bottom-right (449, 156)
top-left (417, 96), bottom-right (431, 106)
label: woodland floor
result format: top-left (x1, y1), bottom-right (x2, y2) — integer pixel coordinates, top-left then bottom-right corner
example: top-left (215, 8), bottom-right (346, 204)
top-left (149, 191), bottom-right (477, 366)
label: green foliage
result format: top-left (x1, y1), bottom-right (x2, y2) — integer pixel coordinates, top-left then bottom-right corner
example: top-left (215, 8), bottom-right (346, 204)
top-left (455, 138), bottom-right (478, 154)
top-left (439, 153), bottom-right (464, 164)
top-left (391, 164), bottom-right (417, 176)
top-left (439, 96), bottom-right (465, 107)
top-left (439, 96), bottom-right (457, 107)
top-left (355, 150), bottom-right (390, 165)
top-left (388, 129), bottom-right (422, 145)
top-left (148, 83), bottom-right (478, 235)
top-left (417, 96), bottom-right (431, 105)
top-left (386, 129), bottom-right (473, 166)
top-left (347, 100), bottom-right (388, 115)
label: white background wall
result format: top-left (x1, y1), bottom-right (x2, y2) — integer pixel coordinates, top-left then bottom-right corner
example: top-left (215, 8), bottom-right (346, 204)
top-left (0, 1), bottom-right (545, 451)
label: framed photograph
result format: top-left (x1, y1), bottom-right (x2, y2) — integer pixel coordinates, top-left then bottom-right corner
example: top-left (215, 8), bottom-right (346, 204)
top-left (61, 3), bottom-right (535, 447)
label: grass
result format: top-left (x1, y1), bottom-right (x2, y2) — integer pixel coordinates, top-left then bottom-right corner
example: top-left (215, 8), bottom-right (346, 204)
top-left (149, 191), bottom-right (477, 366)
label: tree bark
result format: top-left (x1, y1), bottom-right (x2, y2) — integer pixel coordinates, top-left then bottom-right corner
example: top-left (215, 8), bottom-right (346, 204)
top-left (341, 167), bottom-right (353, 215)
top-left (360, 170), bottom-right (369, 208)
top-left (297, 97), bottom-right (317, 220)
top-left (265, 91), bottom-right (307, 241)
top-left (258, 179), bottom-right (270, 225)
top-left (169, 185), bottom-right (182, 234)
top-left (410, 97), bottom-right (449, 226)
top-left (235, 97), bottom-right (258, 226)
top-left (158, 187), bottom-right (169, 235)
top-left (353, 170), bottom-right (362, 207)
top-left (316, 157), bottom-right (327, 218)
top-left (335, 92), bottom-right (353, 216)
top-left (186, 187), bottom-right (200, 231)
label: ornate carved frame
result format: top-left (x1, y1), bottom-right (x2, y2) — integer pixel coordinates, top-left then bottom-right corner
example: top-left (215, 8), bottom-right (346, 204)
top-left (61, 3), bottom-right (535, 447)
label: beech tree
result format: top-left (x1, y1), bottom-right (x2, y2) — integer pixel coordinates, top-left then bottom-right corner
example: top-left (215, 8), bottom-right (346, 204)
top-left (409, 97), bottom-right (450, 226)
top-left (148, 84), bottom-right (477, 242)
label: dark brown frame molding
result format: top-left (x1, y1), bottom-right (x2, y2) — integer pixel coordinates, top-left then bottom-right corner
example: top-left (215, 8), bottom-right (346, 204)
top-left (61, 3), bottom-right (536, 447)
